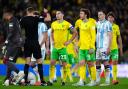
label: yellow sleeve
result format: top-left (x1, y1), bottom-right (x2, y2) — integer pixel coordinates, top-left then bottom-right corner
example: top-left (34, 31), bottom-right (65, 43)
top-left (90, 23), bottom-right (96, 49)
top-left (67, 21), bottom-right (73, 30)
top-left (75, 20), bottom-right (80, 29)
top-left (116, 25), bottom-right (120, 36)
top-left (89, 18), bottom-right (96, 25)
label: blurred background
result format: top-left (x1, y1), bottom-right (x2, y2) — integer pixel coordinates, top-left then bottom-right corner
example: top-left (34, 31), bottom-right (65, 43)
top-left (0, 0), bottom-right (128, 78)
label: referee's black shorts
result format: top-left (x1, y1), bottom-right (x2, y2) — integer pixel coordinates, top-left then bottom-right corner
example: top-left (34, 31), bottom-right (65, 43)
top-left (24, 40), bottom-right (42, 59)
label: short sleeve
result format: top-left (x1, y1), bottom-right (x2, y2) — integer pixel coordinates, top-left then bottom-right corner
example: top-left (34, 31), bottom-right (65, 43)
top-left (107, 22), bottom-right (112, 32)
top-left (68, 22), bottom-right (74, 30)
top-left (41, 23), bottom-right (47, 32)
top-left (75, 20), bottom-right (81, 29)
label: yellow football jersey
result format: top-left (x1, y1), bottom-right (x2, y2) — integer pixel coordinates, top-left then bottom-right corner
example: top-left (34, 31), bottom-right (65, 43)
top-left (111, 23), bottom-right (120, 50)
top-left (78, 20), bottom-right (96, 50)
top-left (51, 20), bottom-right (73, 49)
top-left (75, 18), bottom-right (96, 48)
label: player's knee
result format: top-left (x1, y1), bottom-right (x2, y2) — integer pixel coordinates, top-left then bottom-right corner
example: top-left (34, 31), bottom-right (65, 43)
top-left (25, 58), bottom-right (31, 64)
top-left (50, 60), bottom-right (56, 66)
top-left (112, 60), bottom-right (118, 65)
top-left (62, 62), bottom-right (67, 67)
top-left (36, 59), bottom-right (42, 64)
top-left (87, 61), bottom-right (94, 67)
top-left (79, 60), bottom-right (85, 66)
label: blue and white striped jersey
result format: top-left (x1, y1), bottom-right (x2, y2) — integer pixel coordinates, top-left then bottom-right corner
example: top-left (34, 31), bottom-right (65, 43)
top-left (96, 19), bottom-right (112, 49)
top-left (38, 22), bottom-right (47, 48)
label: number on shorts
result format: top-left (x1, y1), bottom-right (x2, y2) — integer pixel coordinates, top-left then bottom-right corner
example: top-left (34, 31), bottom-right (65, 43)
top-left (59, 55), bottom-right (66, 60)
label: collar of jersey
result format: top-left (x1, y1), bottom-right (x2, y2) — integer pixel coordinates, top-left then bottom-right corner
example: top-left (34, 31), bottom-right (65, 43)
top-left (57, 20), bottom-right (64, 23)
top-left (100, 19), bottom-right (106, 23)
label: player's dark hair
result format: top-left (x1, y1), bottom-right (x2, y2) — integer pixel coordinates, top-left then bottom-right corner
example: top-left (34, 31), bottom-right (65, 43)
top-left (107, 11), bottom-right (115, 18)
top-left (56, 9), bottom-right (64, 15)
top-left (98, 9), bottom-right (107, 15)
top-left (80, 8), bottom-right (90, 19)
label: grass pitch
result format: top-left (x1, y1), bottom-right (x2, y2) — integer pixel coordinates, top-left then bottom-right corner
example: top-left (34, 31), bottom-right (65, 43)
top-left (0, 76), bottom-right (127, 89)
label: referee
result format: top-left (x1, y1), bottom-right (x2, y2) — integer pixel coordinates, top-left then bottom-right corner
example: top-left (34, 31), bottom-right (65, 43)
top-left (20, 7), bottom-right (47, 86)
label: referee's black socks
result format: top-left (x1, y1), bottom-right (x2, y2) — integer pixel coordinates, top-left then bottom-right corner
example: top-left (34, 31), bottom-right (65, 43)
top-left (38, 64), bottom-right (45, 83)
top-left (24, 64), bottom-right (29, 83)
